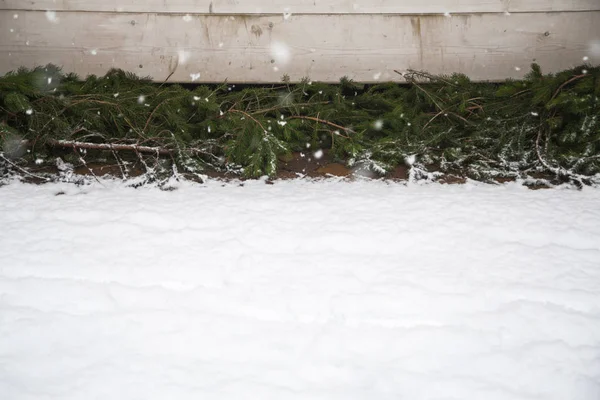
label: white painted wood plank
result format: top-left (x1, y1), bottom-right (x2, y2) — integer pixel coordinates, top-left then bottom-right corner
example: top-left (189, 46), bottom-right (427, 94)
top-left (1, 0), bottom-right (599, 14)
top-left (1, 11), bottom-right (598, 83)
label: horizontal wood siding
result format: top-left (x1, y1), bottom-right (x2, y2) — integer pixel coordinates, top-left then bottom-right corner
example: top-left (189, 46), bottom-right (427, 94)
top-left (0, 1), bottom-right (598, 83)
top-left (2, 0), bottom-right (599, 14)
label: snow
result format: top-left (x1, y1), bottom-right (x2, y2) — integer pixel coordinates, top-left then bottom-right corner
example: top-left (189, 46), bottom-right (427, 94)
top-left (270, 41), bottom-right (292, 66)
top-left (1, 180), bottom-right (600, 400)
top-left (177, 50), bottom-right (190, 65)
top-left (45, 10), bottom-right (59, 24)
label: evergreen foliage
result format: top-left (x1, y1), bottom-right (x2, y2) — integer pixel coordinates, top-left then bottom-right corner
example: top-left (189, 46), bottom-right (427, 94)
top-left (1, 64), bottom-right (598, 184)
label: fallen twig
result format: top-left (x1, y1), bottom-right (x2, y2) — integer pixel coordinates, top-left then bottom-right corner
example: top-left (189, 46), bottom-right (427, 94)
top-left (71, 145), bottom-right (104, 185)
top-left (288, 115), bottom-right (353, 133)
top-left (550, 74), bottom-right (587, 102)
top-left (0, 153), bottom-right (50, 182)
top-left (229, 109), bottom-right (268, 132)
top-left (40, 139), bottom-right (172, 155)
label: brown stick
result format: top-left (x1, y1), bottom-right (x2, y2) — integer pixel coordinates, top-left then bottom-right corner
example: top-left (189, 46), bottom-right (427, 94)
top-left (42, 139), bottom-right (172, 155)
top-left (0, 153), bottom-right (50, 181)
top-left (229, 109), bottom-right (268, 132)
top-left (71, 145), bottom-right (104, 185)
top-left (287, 116), bottom-right (352, 133)
top-left (250, 101), bottom-right (331, 115)
top-left (550, 74), bottom-right (587, 102)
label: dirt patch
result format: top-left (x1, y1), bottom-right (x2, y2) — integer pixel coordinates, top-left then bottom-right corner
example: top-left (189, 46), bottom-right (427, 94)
top-left (389, 165), bottom-right (410, 181)
top-left (73, 163), bottom-right (145, 178)
top-left (278, 150), bottom-right (333, 177)
top-left (316, 163), bottom-right (351, 177)
top-left (2, 153), bottom-right (585, 189)
top-left (439, 175), bottom-right (467, 185)
top-left (492, 176), bottom-right (517, 184)
top-left (523, 180), bottom-right (554, 190)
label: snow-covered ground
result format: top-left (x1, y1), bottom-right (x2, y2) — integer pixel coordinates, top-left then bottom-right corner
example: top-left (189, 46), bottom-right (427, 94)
top-left (1, 179), bottom-right (600, 400)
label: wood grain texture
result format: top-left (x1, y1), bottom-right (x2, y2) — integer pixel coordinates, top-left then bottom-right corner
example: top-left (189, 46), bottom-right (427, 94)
top-left (2, 0), bottom-right (599, 14)
top-left (1, 11), bottom-right (598, 83)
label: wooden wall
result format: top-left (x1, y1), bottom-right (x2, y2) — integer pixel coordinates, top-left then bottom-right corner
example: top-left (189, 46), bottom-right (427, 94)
top-left (1, 1), bottom-right (599, 82)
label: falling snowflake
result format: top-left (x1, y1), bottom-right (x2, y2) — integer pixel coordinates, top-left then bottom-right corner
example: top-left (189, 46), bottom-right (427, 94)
top-left (405, 154), bottom-right (417, 166)
top-left (283, 8), bottom-right (292, 20)
top-left (45, 10), bottom-right (59, 24)
top-left (47, 77), bottom-right (52, 85)
top-left (183, 14), bottom-right (193, 22)
top-left (373, 72), bottom-right (382, 80)
top-left (314, 149), bottom-right (324, 159)
top-left (193, 96), bottom-right (201, 101)
top-left (218, 42), bottom-right (224, 48)
top-left (190, 73), bottom-right (201, 82)
top-left (137, 95), bottom-right (145, 104)
top-left (514, 66), bottom-right (521, 71)
top-left (583, 56), bottom-right (589, 61)
top-left (373, 120), bottom-right (384, 130)
top-left (113, 93), bottom-right (119, 98)
top-left (178, 50), bottom-right (190, 64)
top-left (25, 109), bottom-right (33, 115)
top-left (270, 41), bottom-right (291, 65)
top-left (444, 12), bottom-right (451, 17)
top-left (90, 49), bottom-right (98, 55)
top-left (13, 14), bottom-right (18, 19)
